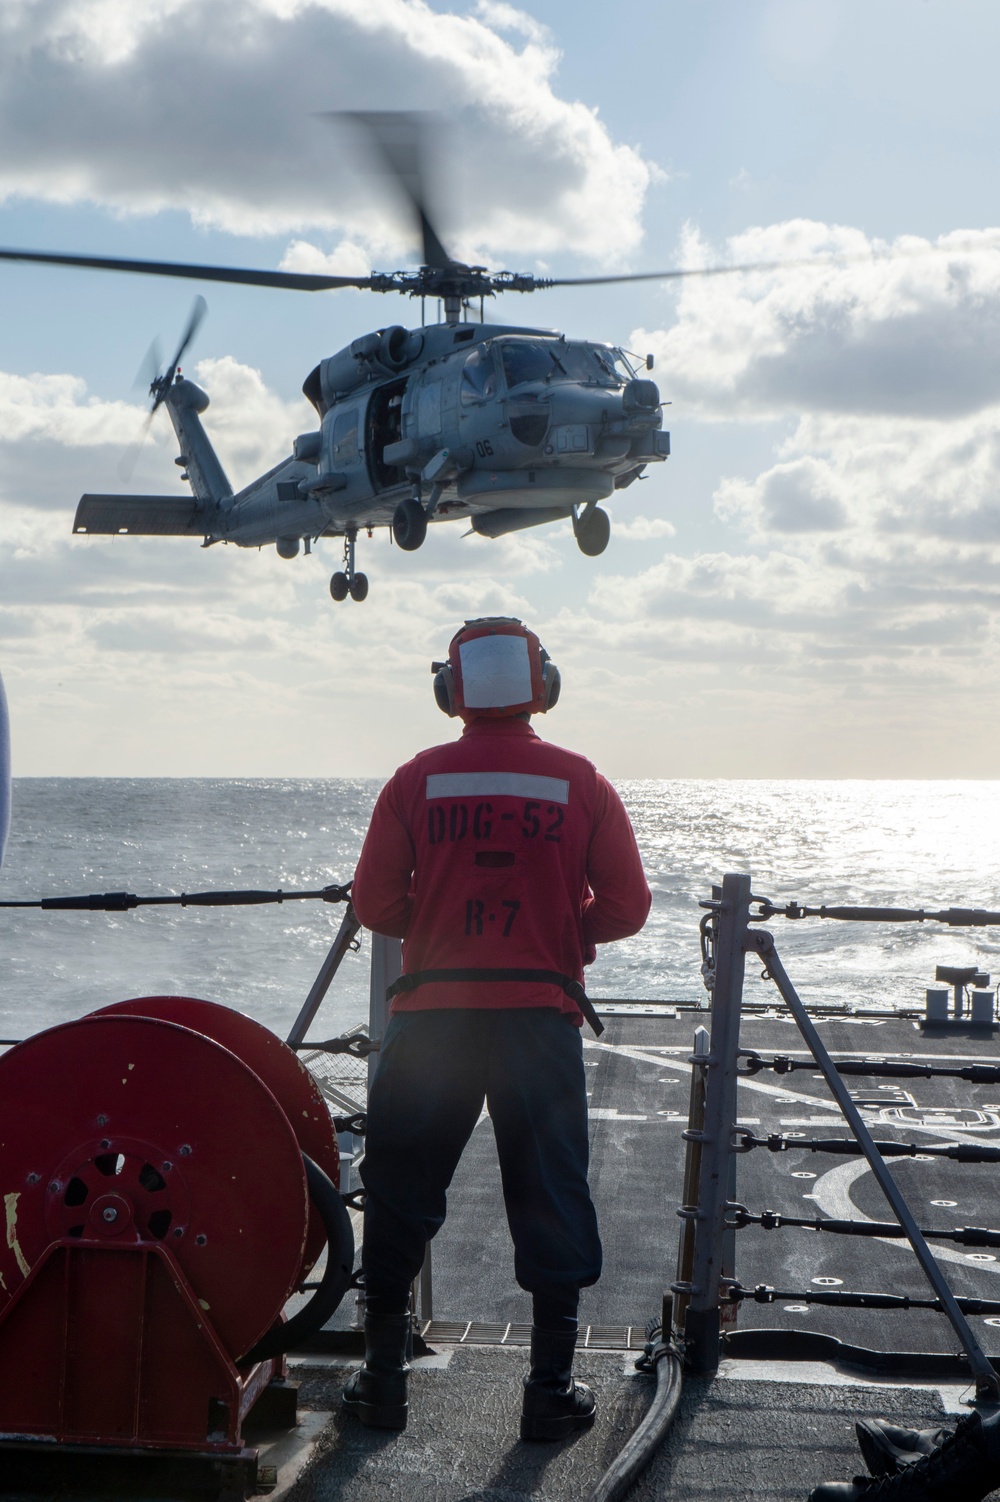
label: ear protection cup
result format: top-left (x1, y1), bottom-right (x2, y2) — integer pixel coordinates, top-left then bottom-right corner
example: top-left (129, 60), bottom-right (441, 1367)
top-left (433, 663), bottom-right (457, 717)
top-left (541, 657), bottom-right (561, 711)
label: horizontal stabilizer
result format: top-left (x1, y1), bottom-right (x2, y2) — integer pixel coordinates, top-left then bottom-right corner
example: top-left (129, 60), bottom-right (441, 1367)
top-left (74, 495), bottom-right (205, 536)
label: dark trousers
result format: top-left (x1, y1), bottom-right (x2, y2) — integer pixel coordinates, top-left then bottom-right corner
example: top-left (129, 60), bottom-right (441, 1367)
top-left (360, 1008), bottom-right (602, 1308)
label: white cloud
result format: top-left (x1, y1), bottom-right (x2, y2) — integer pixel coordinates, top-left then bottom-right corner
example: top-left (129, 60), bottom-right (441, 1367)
top-left (599, 220), bottom-right (1000, 714)
top-left (473, 1), bottom-right (551, 46)
top-left (612, 515), bottom-right (676, 541)
top-left (188, 356), bottom-right (315, 480)
top-left (0, 355), bottom-right (316, 517)
top-left (717, 407), bottom-right (1000, 553)
top-left (0, 0), bottom-right (653, 263)
top-left (637, 222), bottom-right (1000, 421)
top-left (0, 371), bottom-right (139, 449)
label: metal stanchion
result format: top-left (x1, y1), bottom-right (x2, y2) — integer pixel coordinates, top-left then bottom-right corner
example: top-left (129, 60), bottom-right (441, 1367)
top-left (683, 871), bottom-right (751, 1375)
top-left (672, 1025), bottom-right (708, 1346)
top-left (367, 932), bottom-right (402, 1087)
top-left (285, 905), bottom-right (362, 1049)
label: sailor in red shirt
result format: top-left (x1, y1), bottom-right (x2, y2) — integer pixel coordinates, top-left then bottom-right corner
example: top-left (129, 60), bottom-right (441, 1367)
top-left (345, 617), bottom-right (651, 1440)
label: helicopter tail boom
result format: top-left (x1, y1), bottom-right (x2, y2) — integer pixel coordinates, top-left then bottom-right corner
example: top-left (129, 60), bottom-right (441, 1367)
top-left (162, 378), bottom-right (233, 507)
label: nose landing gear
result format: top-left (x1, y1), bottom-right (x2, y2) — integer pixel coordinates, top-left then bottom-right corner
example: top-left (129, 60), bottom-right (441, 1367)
top-left (573, 502), bottom-right (611, 557)
top-left (330, 529), bottom-right (369, 603)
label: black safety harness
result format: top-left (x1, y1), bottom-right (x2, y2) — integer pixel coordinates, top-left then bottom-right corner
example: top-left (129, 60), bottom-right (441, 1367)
top-left (386, 968), bottom-right (605, 1037)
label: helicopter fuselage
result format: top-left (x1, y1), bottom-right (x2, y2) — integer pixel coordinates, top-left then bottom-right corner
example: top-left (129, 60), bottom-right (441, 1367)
top-left (74, 319), bottom-right (670, 599)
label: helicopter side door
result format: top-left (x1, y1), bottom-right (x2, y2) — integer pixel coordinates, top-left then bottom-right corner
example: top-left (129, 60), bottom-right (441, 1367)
top-left (367, 377), bottom-right (409, 492)
top-left (317, 397), bottom-right (372, 506)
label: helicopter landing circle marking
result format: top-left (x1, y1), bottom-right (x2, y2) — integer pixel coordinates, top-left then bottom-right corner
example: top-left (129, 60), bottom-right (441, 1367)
top-left (808, 1159), bottom-right (1000, 1279)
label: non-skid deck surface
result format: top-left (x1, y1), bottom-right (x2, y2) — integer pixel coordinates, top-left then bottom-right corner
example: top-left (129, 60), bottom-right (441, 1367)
top-left (288, 1358), bottom-right (968, 1502)
top-left (402, 1012), bottom-right (1000, 1355)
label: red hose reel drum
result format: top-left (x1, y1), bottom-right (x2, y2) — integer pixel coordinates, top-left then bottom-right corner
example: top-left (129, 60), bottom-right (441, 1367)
top-left (90, 996), bottom-right (341, 1273)
top-left (0, 1013), bottom-right (310, 1359)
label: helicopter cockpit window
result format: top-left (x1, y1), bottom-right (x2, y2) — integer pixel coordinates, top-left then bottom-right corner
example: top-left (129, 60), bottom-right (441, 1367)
top-left (460, 346), bottom-right (497, 404)
top-left (332, 408), bottom-right (359, 464)
top-left (593, 348), bottom-right (635, 386)
top-left (500, 341), bottom-right (555, 389)
top-left (499, 339), bottom-right (628, 390)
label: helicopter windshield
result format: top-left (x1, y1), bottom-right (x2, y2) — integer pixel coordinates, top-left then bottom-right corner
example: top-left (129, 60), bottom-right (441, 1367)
top-left (460, 346), bottom-right (498, 404)
top-left (498, 339), bottom-right (629, 390)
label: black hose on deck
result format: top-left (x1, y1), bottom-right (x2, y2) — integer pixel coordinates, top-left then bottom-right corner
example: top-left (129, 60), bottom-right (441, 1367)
top-left (239, 1153), bottom-right (355, 1366)
top-left (583, 1338), bottom-right (683, 1502)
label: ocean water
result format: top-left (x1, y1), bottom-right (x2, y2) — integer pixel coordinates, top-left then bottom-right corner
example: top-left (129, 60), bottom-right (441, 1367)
top-left (2, 778), bottom-right (1000, 1043)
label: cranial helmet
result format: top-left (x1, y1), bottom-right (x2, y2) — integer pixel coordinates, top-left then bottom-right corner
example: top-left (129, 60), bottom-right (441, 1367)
top-left (432, 617), bottom-right (561, 720)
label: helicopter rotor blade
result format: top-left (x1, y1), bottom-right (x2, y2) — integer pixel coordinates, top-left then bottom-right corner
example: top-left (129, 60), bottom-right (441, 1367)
top-left (118, 409), bottom-right (156, 484)
top-left (0, 247), bottom-right (374, 293)
top-left (132, 337), bottom-right (163, 394)
top-left (541, 240), bottom-right (1000, 290)
top-left (151, 294), bottom-right (207, 412)
top-left (541, 258), bottom-right (847, 288)
top-left (121, 294), bottom-right (209, 475)
top-left (169, 294), bottom-right (207, 371)
top-left (330, 111), bottom-right (452, 271)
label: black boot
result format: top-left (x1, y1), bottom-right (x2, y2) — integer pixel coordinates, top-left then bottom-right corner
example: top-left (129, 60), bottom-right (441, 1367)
top-left (520, 1326), bottom-right (596, 1442)
top-left (808, 1411), bottom-right (994, 1502)
top-left (855, 1419), bottom-right (957, 1477)
top-left (342, 1312), bottom-right (411, 1431)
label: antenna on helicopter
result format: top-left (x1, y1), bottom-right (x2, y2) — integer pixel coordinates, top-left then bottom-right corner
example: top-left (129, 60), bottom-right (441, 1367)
top-left (119, 296), bottom-right (207, 481)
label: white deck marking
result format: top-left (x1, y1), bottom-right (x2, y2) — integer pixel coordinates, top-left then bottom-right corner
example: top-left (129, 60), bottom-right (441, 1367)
top-left (809, 1157), bottom-right (1000, 1279)
top-left (586, 1040), bottom-right (1000, 1138)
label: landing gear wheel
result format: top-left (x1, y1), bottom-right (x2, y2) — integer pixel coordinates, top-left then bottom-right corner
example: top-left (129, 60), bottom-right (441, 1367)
top-left (392, 498), bottom-right (428, 552)
top-left (575, 505), bottom-right (611, 557)
top-left (330, 571), bottom-right (349, 601)
top-left (349, 572), bottom-right (369, 602)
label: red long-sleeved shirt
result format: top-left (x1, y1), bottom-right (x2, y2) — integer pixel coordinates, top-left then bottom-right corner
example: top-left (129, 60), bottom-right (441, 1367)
top-left (351, 718), bottom-right (651, 1023)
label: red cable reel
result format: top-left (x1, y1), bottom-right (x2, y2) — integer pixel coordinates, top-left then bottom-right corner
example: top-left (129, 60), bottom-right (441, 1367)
top-left (0, 999), bottom-right (353, 1452)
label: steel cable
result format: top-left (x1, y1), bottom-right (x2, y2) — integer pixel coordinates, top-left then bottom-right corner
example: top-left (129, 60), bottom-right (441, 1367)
top-left (0, 882), bottom-right (352, 911)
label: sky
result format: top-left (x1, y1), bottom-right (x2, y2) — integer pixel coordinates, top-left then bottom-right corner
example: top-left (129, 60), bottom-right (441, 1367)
top-left (2, 0), bottom-right (1000, 778)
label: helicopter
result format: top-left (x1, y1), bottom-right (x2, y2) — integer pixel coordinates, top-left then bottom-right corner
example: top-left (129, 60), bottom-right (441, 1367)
top-left (0, 114), bottom-right (867, 604)
top-left (62, 286), bottom-right (669, 604)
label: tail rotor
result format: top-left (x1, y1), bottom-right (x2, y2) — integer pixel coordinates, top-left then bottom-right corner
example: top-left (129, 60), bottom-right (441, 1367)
top-left (119, 296), bottom-right (207, 480)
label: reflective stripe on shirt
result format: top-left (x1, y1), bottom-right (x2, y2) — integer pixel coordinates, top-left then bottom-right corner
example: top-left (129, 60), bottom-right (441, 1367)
top-left (425, 772), bottom-right (570, 804)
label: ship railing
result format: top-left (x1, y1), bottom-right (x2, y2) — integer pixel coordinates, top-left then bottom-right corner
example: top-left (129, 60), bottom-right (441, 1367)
top-left (0, 879), bottom-right (683, 1343)
top-left (678, 871), bottom-right (1000, 1401)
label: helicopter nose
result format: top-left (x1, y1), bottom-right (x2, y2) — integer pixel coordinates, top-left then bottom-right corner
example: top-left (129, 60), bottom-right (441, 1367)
top-left (622, 377), bottom-right (660, 413)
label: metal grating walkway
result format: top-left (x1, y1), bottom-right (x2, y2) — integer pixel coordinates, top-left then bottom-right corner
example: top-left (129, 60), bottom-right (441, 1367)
top-left (419, 1320), bottom-right (641, 1350)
